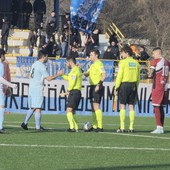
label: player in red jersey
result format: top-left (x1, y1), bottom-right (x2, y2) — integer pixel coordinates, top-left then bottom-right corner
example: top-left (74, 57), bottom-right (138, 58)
top-left (148, 47), bottom-right (170, 134)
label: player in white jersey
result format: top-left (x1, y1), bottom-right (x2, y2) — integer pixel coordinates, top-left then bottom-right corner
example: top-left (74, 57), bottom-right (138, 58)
top-left (21, 50), bottom-right (60, 131)
top-left (0, 49), bottom-right (17, 133)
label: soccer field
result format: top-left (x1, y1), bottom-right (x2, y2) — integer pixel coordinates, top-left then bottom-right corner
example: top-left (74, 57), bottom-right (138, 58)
top-left (1, 114), bottom-right (170, 170)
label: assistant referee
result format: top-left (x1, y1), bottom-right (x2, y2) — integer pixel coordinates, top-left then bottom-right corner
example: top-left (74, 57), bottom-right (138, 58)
top-left (114, 44), bottom-right (140, 133)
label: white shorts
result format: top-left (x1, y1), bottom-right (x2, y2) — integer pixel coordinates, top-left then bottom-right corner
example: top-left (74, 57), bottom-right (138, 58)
top-left (28, 95), bottom-right (44, 109)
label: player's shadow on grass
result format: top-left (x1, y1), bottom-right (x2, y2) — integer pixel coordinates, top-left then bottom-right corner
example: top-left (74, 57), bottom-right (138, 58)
top-left (70, 164), bottom-right (170, 170)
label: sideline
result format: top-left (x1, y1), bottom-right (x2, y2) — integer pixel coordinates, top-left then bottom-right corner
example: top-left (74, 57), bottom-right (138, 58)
top-left (4, 121), bottom-right (170, 128)
top-left (4, 124), bottom-right (170, 140)
top-left (0, 143), bottom-right (170, 151)
top-left (102, 132), bottom-right (170, 140)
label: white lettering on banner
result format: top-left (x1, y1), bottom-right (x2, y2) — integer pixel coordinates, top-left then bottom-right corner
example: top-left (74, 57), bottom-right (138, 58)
top-left (5, 78), bottom-right (170, 116)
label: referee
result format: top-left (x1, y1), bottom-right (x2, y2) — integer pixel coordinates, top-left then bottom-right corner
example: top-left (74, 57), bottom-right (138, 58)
top-left (84, 49), bottom-right (106, 132)
top-left (58, 56), bottom-right (82, 132)
top-left (114, 44), bottom-right (140, 133)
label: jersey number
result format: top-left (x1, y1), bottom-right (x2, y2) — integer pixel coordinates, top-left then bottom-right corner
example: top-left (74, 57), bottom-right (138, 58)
top-left (162, 66), bottom-right (169, 77)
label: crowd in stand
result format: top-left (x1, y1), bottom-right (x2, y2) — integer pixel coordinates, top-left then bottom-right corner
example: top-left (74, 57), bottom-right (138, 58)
top-left (0, 0), bottom-right (151, 62)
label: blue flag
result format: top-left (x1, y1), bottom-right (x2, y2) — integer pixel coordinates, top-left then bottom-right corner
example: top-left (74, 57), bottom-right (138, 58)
top-left (70, 0), bottom-right (106, 34)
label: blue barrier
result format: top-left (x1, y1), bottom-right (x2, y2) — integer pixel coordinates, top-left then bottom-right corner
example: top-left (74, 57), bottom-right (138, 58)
top-left (16, 57), bottom-right (114, 82)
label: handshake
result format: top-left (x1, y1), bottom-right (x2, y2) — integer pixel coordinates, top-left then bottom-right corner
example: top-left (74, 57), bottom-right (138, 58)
top-left (57, 70), bottom-right (64, 76)
top-left (11, 83), bottom-right (18, 90)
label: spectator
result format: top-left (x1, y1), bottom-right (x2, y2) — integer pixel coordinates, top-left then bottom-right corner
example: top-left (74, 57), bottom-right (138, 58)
top-left (91, 28), bottom-right (100, 49)
top-left (22, 0), bottom-right (33, 29)
top-left (109, 32), bottom-right (118, 46)
top-left (45, 11), bottom-right (56, 30)
top-left (103, 46), bottom-right (116, 60)
top-left (70, 30), bottom-right (80, 47)
top-left (46, 36), bottom-right (59, 58)
top-left (60, 29), bottom-right (69, 58)
top-left (33, 0), bottom-right (46, 34)
top-left (84, 36), bottom-right (94, 57)
top-left (11, 0), bottom-right (20, 28)
top-left (110, 41), bottom-right (120, 60)
top-left (148, 47), bottom-right (170, 134)
top-left (37, 34), bottom-right (46, 50)
top-left (46, 20), bottom-right (56, 42)
top-left (130, 44), bottom-right (140, 59)
top-left (80, 31), bottom-right (88, 50)
top-left (0, 17), bottom-right (10, 54)
top-left (28, 30), bottom-right (37, 56)
top-left (69, 46), bottom-right (79, 58)
top-left (62, 12), bottom-right (70, 31)
top-left (139, 46), bottom-right (150, 61)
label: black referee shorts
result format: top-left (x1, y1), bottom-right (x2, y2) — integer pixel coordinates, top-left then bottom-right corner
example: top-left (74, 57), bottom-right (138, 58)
top-left (118, 82), bottom-right (137, 105)
top-left (89, 85), bottom-right (104, 104)
top-left (67, 90), bottom-right (81, 110)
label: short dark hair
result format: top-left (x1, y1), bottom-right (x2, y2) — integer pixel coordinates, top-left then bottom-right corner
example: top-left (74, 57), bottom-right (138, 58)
top-left (140, 46), bottom-right (145, 51)
top-left (90, 49), bottom-right (100, 58)
top-left (121, 44), bottom-right (133, 56)
top-left (153, 47), bottom-right (162, 52)
top-left (38, 49), bottom-right (48, 59)
top-left (66, 56), bottom-right (76, 64)
top-left (0, 48), bottom-right (5, 58)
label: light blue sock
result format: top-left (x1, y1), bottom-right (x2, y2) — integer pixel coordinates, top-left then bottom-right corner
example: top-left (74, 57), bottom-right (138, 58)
top-left (34, 112), bottom-right (41, 130)
top-left (0, 108), bottom-right (5, 130)
top-left (24, 109), bottom-right (34, 125)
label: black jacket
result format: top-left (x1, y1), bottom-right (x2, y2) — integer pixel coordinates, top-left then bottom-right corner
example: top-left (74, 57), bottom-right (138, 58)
top-left (46, 41), bottom-right (59, 57)
top-left (1, 22), bottom-right (9, 37)
top-left (22, 1), bottom-right (33, 14)
top-left (46, 23), bottom-right (55, 39)
top-left (33, 0), bottom-right (46, 14)
top-left (140, 51), bottom-right (150, 60)
top-left (11, 0), bottom-right (20, 13)
top-left (103, 51), bottom-right (116, 60)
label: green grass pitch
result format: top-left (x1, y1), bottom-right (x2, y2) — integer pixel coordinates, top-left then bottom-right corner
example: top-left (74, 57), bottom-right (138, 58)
top-left (1, 114), bottom-right (170, 170)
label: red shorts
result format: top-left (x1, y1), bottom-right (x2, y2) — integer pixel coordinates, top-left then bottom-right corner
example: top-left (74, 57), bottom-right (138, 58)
top-left (152, 89), bottom-right (167, 106)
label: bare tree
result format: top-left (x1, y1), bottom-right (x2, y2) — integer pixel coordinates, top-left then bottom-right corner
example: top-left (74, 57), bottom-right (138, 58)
top-left (137, 0), bottom-right (170, 49)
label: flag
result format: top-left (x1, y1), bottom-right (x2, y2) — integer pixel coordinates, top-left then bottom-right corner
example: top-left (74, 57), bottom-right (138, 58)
top-left (70, 0), bottom-right (106, 34)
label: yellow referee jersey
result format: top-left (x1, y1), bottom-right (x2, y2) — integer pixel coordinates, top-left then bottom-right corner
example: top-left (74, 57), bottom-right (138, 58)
top-left (62, 65), bottom-right (82, 91)
top-left (115, 57), bottom-right (140, 90)
top-left (87, 60), bottom-right (106, 85)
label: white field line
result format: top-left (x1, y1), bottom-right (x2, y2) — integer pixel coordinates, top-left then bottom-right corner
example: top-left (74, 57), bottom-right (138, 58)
top-left (4, 121), bottom-right (170, 128)
top-left (103, 132), bottom-right (170, 140)
top-left (4, 124), bottom-right (170, 141)
top-left (0, 143), bottom-right (170, 151)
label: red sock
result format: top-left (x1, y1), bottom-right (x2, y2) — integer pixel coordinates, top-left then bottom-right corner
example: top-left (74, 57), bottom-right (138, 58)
top-left (160, 106), bottom-right (165, 126)
top-left (154, 106), bottom-right (163, 126)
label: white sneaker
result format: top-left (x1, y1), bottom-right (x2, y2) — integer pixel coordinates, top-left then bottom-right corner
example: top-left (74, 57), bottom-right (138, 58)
top-left (151, 128), bottom-right (164, 134)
